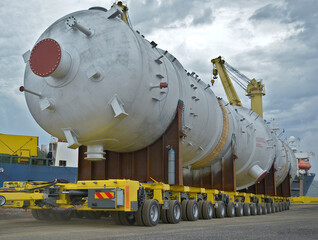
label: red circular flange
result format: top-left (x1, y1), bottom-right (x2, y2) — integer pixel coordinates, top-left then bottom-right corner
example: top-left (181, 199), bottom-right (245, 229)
top-left (29, 38), bottom-right (61, 77)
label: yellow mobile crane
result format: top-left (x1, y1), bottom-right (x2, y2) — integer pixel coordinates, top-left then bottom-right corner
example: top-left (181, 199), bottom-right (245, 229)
top-left (211, 56), bottom-right (265, 118)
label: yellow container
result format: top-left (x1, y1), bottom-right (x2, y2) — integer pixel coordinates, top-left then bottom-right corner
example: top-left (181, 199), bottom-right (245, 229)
top-left (0, 134), bottom-right (38, 158)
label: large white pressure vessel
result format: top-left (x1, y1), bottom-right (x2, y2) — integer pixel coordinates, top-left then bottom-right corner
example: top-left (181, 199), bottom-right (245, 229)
top-left (22, 6), bottom-right (296, 189)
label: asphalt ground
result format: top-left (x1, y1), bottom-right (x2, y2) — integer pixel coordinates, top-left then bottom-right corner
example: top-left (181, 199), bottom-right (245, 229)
top-left (0, 204), bottom-right (317, 240)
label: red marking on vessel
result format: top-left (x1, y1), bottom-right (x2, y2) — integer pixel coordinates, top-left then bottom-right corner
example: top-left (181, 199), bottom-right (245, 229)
top-left (256, 137), bottom-right (266, 143)
top-left (256, 143), bottom-right (263, 148)
top-left (29, 38), bottom-right (61, 77)
top-left (160, 82), bottom-right (168, 89)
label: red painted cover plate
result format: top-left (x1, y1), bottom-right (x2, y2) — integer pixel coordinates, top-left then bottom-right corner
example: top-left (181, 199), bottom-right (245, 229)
top-left (30, 38), bottom-right (61, 77)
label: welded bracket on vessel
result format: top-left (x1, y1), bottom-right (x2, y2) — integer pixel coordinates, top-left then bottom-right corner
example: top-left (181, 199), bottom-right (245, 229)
top-left (63, 128), bottom-right (81, 149)
top-left (39, 98), bottom-right (55, 111)
top-left (156, 74), bottom-right (164, 79)
top-left (109, 95), bottom-right (128, 120)
top-left (155, 56), bottom-right (163, 64)
top-left (105, 5), bottom-right (123, 19)
top-left (22, 50), bottom-right (31, 63)
top-left (86, 65), bottom-right (103, 82)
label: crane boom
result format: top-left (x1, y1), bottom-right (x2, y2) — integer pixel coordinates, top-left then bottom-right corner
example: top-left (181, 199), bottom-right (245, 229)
top-left (211, 56), bottom-right (265, 117)
top-left (211, 56), bottom-right (242, 107)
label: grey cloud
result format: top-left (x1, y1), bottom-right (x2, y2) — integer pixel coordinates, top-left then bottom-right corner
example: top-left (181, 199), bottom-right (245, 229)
top-left (249, 4), bottom-right (286, 22)
top-left (192, 7), bottom-right (214, 25)
top-left (128, 0), bottom-right (214, 34)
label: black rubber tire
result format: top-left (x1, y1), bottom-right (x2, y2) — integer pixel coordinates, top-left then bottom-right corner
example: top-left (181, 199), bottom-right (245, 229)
top-left (32, 209), bottom-right (52, 220)
top-left (181, 200), bottom-right (189, 221)
top-left (74, 210), bottom-right (84, 218)
top-left (250, 203), bottom-right (257, 216)
top-left (236, 203), bottom-right (244, 217)
top-left (84, 211), bottom-right (103, 219)
top-left (119, 212), bottom-right (135, 225)
top-left (271, 204), bottom-right (276, 213)
top-left (186, 200), bottom-right (199, 221)
top-left (243, 203), bottom-right (251, 216)
top-left (279, 203), bottom-right (282, 212)
top-left (167, 200), bottom-right (182, 224)
top-left (135, 204), bottom-right (144, 226)
top-left (257, 204), bottom-right (263, 215)
top-left (52, 210), bottom-right (72, 221)
top-left (273, 203), bottom-right (277, 213)
top-left (161, 208), bottom-right (169, 223)
top-left (112, 211), bottom-right (122, 225)
top-left (31, 209), bottom-right (41, 220)
top-left (262, 204), bottom-right (267, 215)
top-left (286, 202), bottom-right (290, 210)
top-left (198, 200), bottom-right (204, 219)
top-left (215, 201), bottom-right (225, 218)
top-left (226, 202), bottom-right (235, 218)
top-left (202, 201), bottom-right (213, 219)
top-left (266, 203), bottom-right (272, 214)
top-left (142, 199), bottom-right (160, 227)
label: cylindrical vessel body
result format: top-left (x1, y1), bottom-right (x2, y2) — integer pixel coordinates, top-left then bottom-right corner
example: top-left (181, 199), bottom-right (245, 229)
top-left (23, 8), bottom-right (295, 190)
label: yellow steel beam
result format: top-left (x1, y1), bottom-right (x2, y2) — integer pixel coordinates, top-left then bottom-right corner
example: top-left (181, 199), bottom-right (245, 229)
top-left (291, 196), bottom-right (318, 203)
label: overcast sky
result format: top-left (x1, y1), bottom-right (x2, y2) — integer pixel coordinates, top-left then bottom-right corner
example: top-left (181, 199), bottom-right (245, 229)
top-left (0, 0), bottom-right (317, 176)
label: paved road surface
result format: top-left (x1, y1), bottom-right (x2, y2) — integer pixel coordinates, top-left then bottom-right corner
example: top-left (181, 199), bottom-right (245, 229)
top-left (0, 204), bottom-right (317, 240)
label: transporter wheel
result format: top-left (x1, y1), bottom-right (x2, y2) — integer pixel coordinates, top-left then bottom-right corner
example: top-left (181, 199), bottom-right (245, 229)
top-left (135, 204), bottom-right (144, 226)
top-left (31, 209), bottom-right (43, 220)
top-left (73, 210), bottom-right (84, 218)
top-left (279, 203), bottom-right (283, 212)
top-left (272, 204), bottom-right (276, 213)
top-left (119, 212), bottom-right (135, 225)
top-left (235, 203), bottom-right (244, 217)
top-left (167, 200), bottom-right (182, 224)
top-left (32, 209), bottom-right (52, 220)
top-left (84, 211), bottom-right (103, 219)
top-left (112, 212), bottom-right (122, 225)
top-left (262, 204), bottom-right (267, 215)
top-left (198, 200), bottom-right (204, 219)
top-left (250, 203), bottom-right (257, 216)
top-left (286, 202), bottom-right (290, 210)
top-left (215, 201), bottom-right (225, 218)
top-left (226, 202), bottom-right (235, 218)
top-left (52, 209), bottom-right (72, 221)
top-left (243, 203), bottom-right (251, 216)
top-left (186, 200), bottom-right (199, 221)
top-left (161, 208), bottom-right (169, 223)
top-left (283, 202), bottom-right (287, 210)
top-left (181, 200), bottom-right (189, 221)
top-left (282, 202), bottom-right (286, 211)
top-left (266, 203), bottom-right (272, 214)
top-left (142, 199), bottom-right (160, 226)
top-left (202, 201), bottom-right (213, 219)
top-left (257, 204), bottom-right (263, 215)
